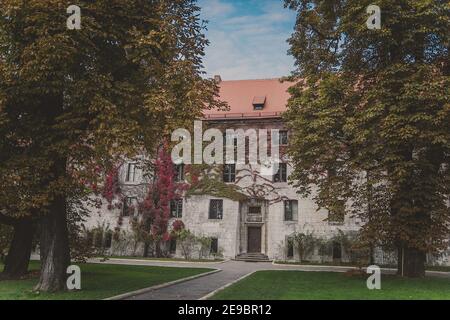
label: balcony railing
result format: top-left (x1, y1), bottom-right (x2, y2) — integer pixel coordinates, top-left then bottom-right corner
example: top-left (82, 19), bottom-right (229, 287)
top-left (247, 214), bottom-right (263, 223)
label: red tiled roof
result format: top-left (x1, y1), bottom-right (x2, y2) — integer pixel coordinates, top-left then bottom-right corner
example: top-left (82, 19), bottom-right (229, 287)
top-left (204, 78), bottom-right (294, 120)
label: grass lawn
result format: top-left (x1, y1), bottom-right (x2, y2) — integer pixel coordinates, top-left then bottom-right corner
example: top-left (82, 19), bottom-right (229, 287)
top-left (0, 261), bottom-right (212, 300)
top-left (211, 270), bottom-right (450, 300)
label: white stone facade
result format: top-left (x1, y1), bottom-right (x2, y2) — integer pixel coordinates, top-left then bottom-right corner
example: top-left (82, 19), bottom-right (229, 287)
top-left (83, 118), bottom-right (449, 266)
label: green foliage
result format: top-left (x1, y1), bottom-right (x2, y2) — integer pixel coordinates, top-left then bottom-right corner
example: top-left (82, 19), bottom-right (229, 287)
top-left (292, 231), bottom-right (319, 262)
top-left (174, 229), bottom-right (197, 260)
top-left (330, 230), bottom-right (370, 266)
top-left (196, 235), bottom-right (213, 260)
top-left (0, 1), bottom-right (224, 288)
top-left (284, 0), bottom-right (450, 260)
top-left (186, 164), bottom-right (248, 201)
top-left (172, 228), bottom-right (217, 260)
top-left (0, 0), bottom-right (222, 230)
top-left (84, 222), bottom-right (113, 257)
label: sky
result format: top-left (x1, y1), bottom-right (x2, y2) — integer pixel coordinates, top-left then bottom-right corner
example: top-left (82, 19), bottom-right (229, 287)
top-left (198, 0), bottom-right (296, 81)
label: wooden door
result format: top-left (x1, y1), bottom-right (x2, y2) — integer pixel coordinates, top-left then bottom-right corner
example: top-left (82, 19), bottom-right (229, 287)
top-left (247, 227), bottom-right (262, 253)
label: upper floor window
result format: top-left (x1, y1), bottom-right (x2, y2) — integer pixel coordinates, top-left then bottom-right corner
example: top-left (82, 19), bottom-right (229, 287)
top-left (170, 199), bottom-right (183, 218)
top-left (223, 132), bottom-right (238, 162)
top-left (248, 206), bottom-right (261, 215)
top-left (125, 163), bottom-right (137, 182)
top-left (328, 211), bottom-right (344, 225)
top-left (273, 163), bottom-right (287, 183)
top-left (279, 131), bottom-right (288, 146)
top-left (284, 200), bottom-right (298, 221)
top-left (123, 196), bottom-right (137, 217)
top-left (174, 164), bottom-right (184, 182)
top-left (223, 164), bottom-right (236, 183)
top-left (209, 199), bottom-right (223, 220)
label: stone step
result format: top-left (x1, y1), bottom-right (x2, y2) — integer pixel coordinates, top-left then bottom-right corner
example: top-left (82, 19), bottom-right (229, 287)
top-left (235, 253), bottom-right (271, 262)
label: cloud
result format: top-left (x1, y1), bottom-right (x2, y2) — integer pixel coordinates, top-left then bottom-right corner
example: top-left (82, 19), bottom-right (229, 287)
top-left (200, 0), bottom-right (234, 18)
top-left (198, 0), bottom-right (296, 80)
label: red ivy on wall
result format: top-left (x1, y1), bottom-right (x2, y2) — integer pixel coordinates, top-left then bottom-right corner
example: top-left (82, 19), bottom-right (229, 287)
top-left (139, 142), bottom-right (188, 251)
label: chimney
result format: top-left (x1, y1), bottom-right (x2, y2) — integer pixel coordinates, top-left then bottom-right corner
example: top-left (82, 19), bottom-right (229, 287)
top-left (214, 75), bottom-right (222, 83)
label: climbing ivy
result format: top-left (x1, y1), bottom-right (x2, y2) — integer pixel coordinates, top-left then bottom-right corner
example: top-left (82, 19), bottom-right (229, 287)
top-left (185, 164), bottom-right (248, 201)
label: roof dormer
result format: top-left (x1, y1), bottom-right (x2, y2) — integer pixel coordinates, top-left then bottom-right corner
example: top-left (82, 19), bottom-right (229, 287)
top-left (252, 96), bottom-right (266, 110)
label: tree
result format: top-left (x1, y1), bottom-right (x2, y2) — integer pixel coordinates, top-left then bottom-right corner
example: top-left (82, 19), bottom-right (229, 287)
top-left (284, 0), bottom-right (449, 277)
top-left (139, 143), bottom-right (188, 257)
top-left (0, 0), bottom-right (222, 291)
top-left (0, 160), bottom-right (43, 279)
top-left (292, 231), bottom-right (317, 262)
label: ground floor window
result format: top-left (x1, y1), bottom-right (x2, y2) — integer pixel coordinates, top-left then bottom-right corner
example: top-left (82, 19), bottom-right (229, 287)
top-left (104, 230), bottom-right (113, 249)
top-left (169, 239), bottom-right (177, 254)
top-left (87, 229), bottom-right (112, 249)
top-left (287, 238), bottom-right (294, 259)
top-left (123, 196), bottom-right (138, 216)
top-left (332, 241), bottom-right (342, 260)
top-left (210, 238), bottom-right (218, 254)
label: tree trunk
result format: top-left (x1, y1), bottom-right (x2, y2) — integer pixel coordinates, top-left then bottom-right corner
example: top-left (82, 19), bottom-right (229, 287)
top-left (397, 246), bottom-right (426, 278)
top-left (34, 195), bottom-right (70, 292)
top-left (2, 219), bottom-right (34, 279)
top-left (155, 240), bottom-right (162, 258)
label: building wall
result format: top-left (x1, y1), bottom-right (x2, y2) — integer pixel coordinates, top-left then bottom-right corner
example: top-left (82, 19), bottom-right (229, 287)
top-left (81, 118), bottom-right (450, 266)
top-left (179, 195), bottom-right (240, 258)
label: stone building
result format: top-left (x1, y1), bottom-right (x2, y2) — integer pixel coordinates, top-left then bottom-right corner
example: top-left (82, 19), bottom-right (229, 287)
top-left (84, 77), bottom-right (449, 266)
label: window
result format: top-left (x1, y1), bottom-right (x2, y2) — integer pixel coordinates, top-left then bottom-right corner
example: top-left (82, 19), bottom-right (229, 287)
top-left (125, 163), bottom-right (137, 182)
top-left (223, 164), bottom-right (236, 183)
top-left (332, 241), bottom-right (342, 260)
top-left (252, 96), bottom-right (266, 110)
top-left (223, 132), bottom-right (238, 162)
top-left (86, 230), bottom-right (95, 247)
top-left (284, 200), bottom-right (298, 221)
top-left (174, 164), bottom-right (184, 182)
top-left (169, 239), bottom-right (177, 254)
top-left (279, 131), bottom-right (288, 145)
top-left (209, 200), bottom-right (223, 219)
top-left (248, 206), bottom-right (261, 214)
top-left (170, 199), bottom-right (183, 218)
top-left (287, 238), bottom-right (294, 258)
top-left (273, 163), bottom-right (287, 182)
top-left (122, 196), bottom-right (137, 217)
top-left (104, 231), bottom-right (113, 249)
top-left (328, 212), bottom-right (344, 225)
top-left (210, 238), bottom-right (218, 255)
